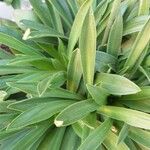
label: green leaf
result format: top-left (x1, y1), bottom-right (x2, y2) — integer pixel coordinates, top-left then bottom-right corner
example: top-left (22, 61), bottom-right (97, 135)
top-left (0, 32), bottom-right (42, 56)
top-left (37, 71), bottom-right (65, 96)
top-left (61, 126), bottom-right (80, 150)
top-left (78, 119), bottom-right (112, 150)
top-left (95, 73), bottom-right (141, 95)
top-left (87, 84), bottom-right (109, 105)
top-left (107, 12), bottom-right (123, 57)
top-left (29, 0), bottom-right (52, 26)
top-left (49, 0), bottom-right (73, 28)
top-left (7, 100), bottom-right (76, 130)
top-left (96, 51), bottom-right (117, 72)
top-left (138, 0), bottom-right (150, 15)
top-left (120, 86), bottom-right (150, 100)
top-left (79, 8), bottom-right (96, 85)
top-left (129, 127), bottom-right (150, 149)
top-left (139, 66), bottom-right (150, 83)
top-left (0, 90), bottom-right (7, 101)
top-left (67, 49), bottom-right (82, 92)
top-left (38, 127), bottom-right (66, 150)
top-left (67, 0), bottom-right (93, 57)
top-left (54, 99), bottom-right (99, 127)
top-left (102, 0), bottom-right (121, 45)
top-left (67, 0), bottom-right (78, 15)
top-left (124, 17), bottom-right (150, 71)
top-left (98, 106), bottom-right (150, 129)
top-left (117, 123), bottom-right (129, 145)
top-left (0, 66), bottom-right (37, 75)
top-left (103, 130), bottom-right (129, 150)
top-left (121, 100), bottom-right (150, 113)
top-left (94, 0), bottom-right (108, 25)
top-left (123, 16), bottom-right (149, 36)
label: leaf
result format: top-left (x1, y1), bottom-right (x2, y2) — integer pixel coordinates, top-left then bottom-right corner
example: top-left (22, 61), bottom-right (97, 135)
top-left (29, 0), bottom-right (52, 26)
top-left (107, 12), bottom-right (123, 57)
top-left (95, 73), bottom-right (141, 95)
top-left (124, 17), bottom-right (150, 71)
top-left (94, 0), bottom-right (108, 25)
top-left (37, 71), bottom-right (65, 96)
top-left (138, 0), bottom-right (150, 15)
top-left (129, 127), bottom-right (150, 149)
top-left (49, 0), bottom-right (73, 28)
top-left (139, 66), bottom-right (150, 83)
top-left (78, 119), bottom-right (112, 150)
top-left (101, 0), bottom-right (121, 45)
top-left (54, 99), bottom-right (99, 127)
top-left (87, 84), bottom-right (109, 105)
top-left (123, 16), bottom-right (149, 36)
top-left (67, 49), bottom-right (82, 92)
top-left (117, 123), bottom-right (129, 145)
top-left (67, 0), bottom-right (93, 57)
top-left (120, 86), bottom-right (150, 100)
top-left (79, 8), bottom-right (96, 85)
top-left (24, 29), bottom-right (67, 40)
top-left (121, 100), bottom-right (150, 113)
top-left (0, 66), bottom-right (37, 75)
top-left (8, 121), bottom-right (51, 150)
top-left (7, 100), bottom-right (76, 130)
top-left (95, 51), bottom-right (117, 72)
top-left (0, 32), bottom-right (42, 56)
top-left (61, 126), bottom-right (80, 150)
top-left (38, 127), bottom-right (66, 150)
top-left (98, 106), bottom-right (150, 129)
top-left (103, 130), bottom-right (129, 150)
top-left (67, 0), bottom-right (78, 15)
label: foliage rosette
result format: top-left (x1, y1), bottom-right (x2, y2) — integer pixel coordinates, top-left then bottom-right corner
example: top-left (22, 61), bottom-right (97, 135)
top-left (0, 0), bottom-right (150, 149)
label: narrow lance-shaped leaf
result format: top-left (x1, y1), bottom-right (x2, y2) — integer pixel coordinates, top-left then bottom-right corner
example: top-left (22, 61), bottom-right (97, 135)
top-left (78, 119), bottom-right (112, 150)
top-left (107, 12), bottom-right (123, 57)
top-left (138, 0), bottom-right (150, 15)
top-left (95, 73), bottom-right (141, 95)
top-left (123, 17), bottom-right (150, 71)
top-left (129, 127), bottom-right (150, 149)
top-left (54, 99), bottom-right (99, 127)
top-left (7, 100), bottom-right (76, 130)
top-left (67, 49), bottom-right (82, 92)
top-left (98, 106), bottom-right (150, 130)
top-left (101, 0), bottom-right (121, 45)
top-left (117, 123), bottom-right (129, 145)
top-left (67, 0), bottom-right (93, 57)
top-left (79, 8), bottom-right (96, 85)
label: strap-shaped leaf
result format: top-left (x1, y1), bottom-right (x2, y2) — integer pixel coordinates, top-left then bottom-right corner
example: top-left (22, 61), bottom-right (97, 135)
top-left (117, 123), bottom-right (129, 145)
top-left (138, 0), bottom-right (149, 15)
top-left (121, 100), bottom-right (150, 113)
top-left (78, 119), bottom-right (112, 150)
top-left (87, 84), bottom-right (109, 105)
top-left (102, 0), bottom-right (121, 45)
top-left (95, 73), bottom-right (141, 95)
top-left (0, 32), bottom-right (42, 56)
top-left (107, 12), bottom-right (123, 57)
top-left (67, 0), bottom-right (93, 57)
top-left (120, 86), bottom-right (150, 100)
top-left (98, 106), bottom-right (150, 129)
top-left (67, 49), bottom-right (82, 92)
top-left (61, 126), bottom-right (80, 150)
top-left (129, 127), bottom-right (150, 149)
top-left (123, 16), bottom-right (149, 36)
top-left (29, 0), bottom-right (52, 26)
top-left (124, 17), bottom-right (150, 71)
top-left (49, 0), bottom-right (73, 28)
top-left (7, 100), bottom-right (75, 130)
top-left (103, 130), bottom-right (129, 150)
top-left (0, 66), bottom-right (37, 75)
top-left (38, 127), bottom-right (66, 150)
top-left (79, 8), bottom-right (96, 85)
top-left (54, 99), bottom-right (99, 127)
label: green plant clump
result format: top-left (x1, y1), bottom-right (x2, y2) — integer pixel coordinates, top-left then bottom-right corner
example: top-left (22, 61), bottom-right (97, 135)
top-left (0, 0), bottom-right (150, 149)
